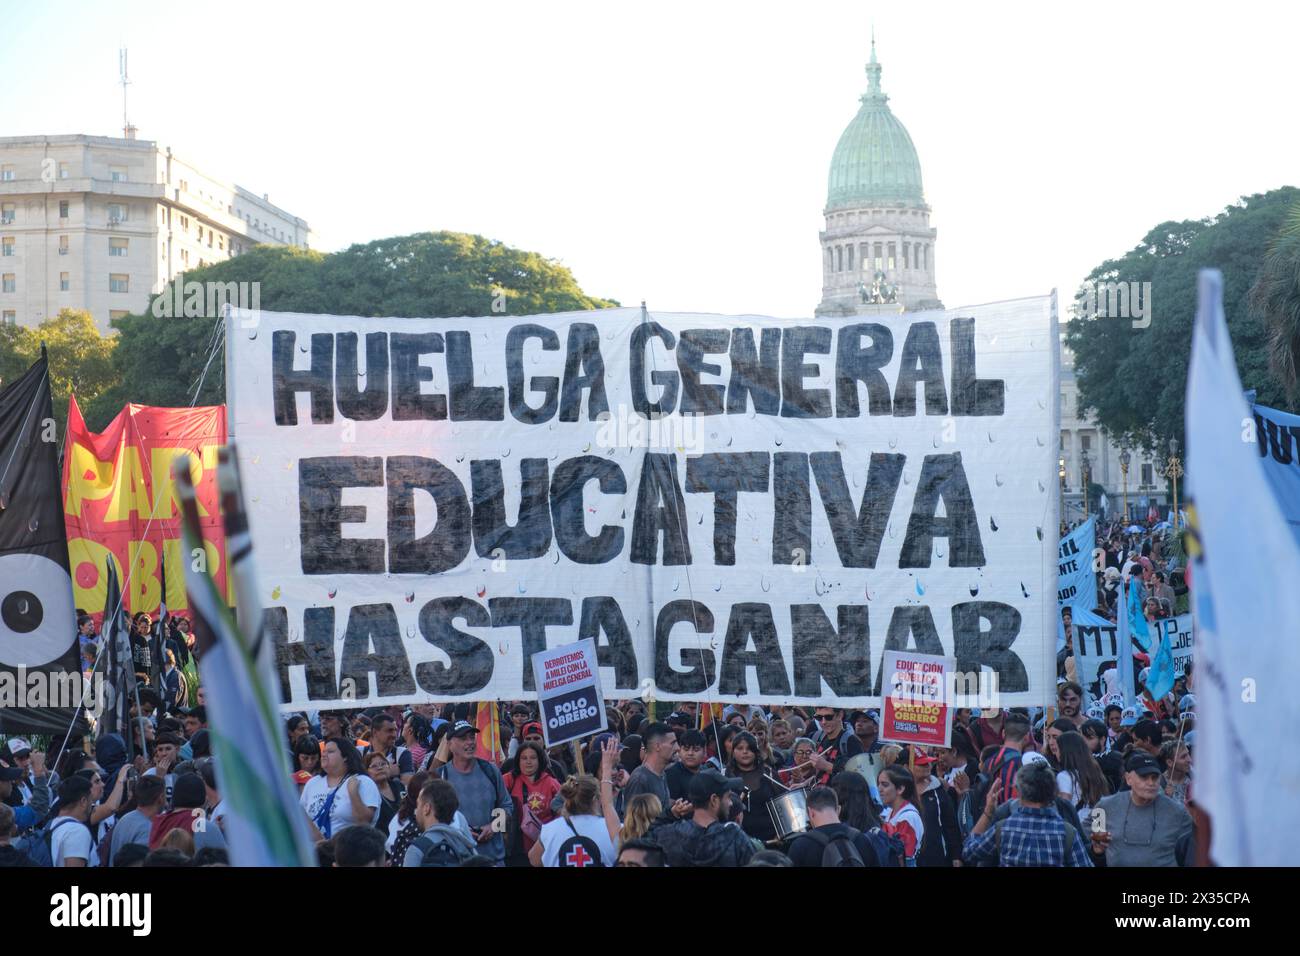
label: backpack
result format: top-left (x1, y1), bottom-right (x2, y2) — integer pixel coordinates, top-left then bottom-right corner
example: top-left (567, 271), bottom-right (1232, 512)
top-left (803, 826), bottom-right (866, 867)
top-left (863, 826), bottom-right (906, 867)
top-left (554, 817), bottom-right (603, 868)
top-left (18, 816), bottom-right (78, 867)
top-left (438, 758), bottom-right (514, 847)
top-left (413, 826), bottom-right (476, 868)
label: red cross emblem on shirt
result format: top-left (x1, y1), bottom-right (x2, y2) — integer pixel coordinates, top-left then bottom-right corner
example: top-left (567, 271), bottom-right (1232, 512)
top-left (565, 843), bottom-right (594, 867)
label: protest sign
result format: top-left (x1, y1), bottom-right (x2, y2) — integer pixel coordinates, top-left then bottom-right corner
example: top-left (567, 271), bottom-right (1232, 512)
top-left (879, 649), bottom-right (953, 748)
top-left (532, 638), bottom-right (607, 747)
top-left (62, 397), bottom-right (228, 619)
top-left (226, 299), bottom-right (1059, 710)
top-left (1057, 516), bottom-right (1097, 609)
top-left (1153, 614), bottom-right (1193, 679)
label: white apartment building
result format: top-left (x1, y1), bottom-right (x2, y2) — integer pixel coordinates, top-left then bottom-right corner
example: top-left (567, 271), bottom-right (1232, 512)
top-left (0, 133), bottom-right (313, 332)
top-left (1059, 333), bottom-right (1166, 523)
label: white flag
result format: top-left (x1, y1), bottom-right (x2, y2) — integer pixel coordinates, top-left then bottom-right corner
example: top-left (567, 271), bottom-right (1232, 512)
top-left (1186, 268), bottom-right (1300, 866)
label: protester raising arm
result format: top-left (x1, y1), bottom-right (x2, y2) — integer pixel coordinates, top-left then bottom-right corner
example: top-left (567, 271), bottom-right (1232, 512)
top-left (91, 765), bottom-right (131, 826)
top-left (599, 737), bottom-right (623, 844)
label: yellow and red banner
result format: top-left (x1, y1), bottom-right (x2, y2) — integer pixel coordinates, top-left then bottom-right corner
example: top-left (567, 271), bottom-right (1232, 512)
top-left (475, 701), bottom-right (505, 765)
top-left (62, 396), bottom-right (228, 620)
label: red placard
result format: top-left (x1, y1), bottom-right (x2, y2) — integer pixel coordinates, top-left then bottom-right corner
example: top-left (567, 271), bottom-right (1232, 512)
top-left (880, 649), bottom-right (953, 748)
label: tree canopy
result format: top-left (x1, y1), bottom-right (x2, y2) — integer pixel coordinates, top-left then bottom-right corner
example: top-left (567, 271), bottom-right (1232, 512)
top-left (81, 232), bottom-right (617, 429)
top-left (0, 309), bottom-right (116, 434)
top-left (1065, 186), bottom-right (1300, 456)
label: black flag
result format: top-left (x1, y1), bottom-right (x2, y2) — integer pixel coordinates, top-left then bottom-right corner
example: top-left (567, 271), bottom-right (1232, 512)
top-left (99, 558), bottom-right (135, 757)
top-left (0, 352), bottom-right (86, 735)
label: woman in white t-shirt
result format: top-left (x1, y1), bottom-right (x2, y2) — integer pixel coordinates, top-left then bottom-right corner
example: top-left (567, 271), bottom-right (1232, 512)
top-left (301, 738), bottom-right (381, 840)
top-left (529, 776), bottom-right (615, 868)
top-left (1055, 731), bottom-right (1110, 822)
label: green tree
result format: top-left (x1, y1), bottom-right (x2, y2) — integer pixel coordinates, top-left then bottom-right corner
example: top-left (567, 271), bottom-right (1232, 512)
top-left (1066, 187), bottom-right (1300, 458)
top-left (85, 232), bottom-right (616, 430)
top-left (0, 309), bottom-right (116, 435)
top-left (1248, 199), bottom-right (1300, 401)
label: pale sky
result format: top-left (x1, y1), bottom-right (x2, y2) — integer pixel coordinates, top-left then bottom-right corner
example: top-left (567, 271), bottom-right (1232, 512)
top-left (3, 0), bottom-right (1295, 317)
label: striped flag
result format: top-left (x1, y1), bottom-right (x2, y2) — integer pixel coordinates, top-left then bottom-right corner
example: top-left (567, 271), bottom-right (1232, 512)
top-left (475, 701), bottom-right (504, 764)
top-left (173, 446), bottom-right (316, 866)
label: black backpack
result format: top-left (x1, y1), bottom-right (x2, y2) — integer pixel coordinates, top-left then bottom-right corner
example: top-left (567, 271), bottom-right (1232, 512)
top-left (554, 817), bottom-right (603, 868)
top-left (413, 826), bottom-right (475, 868)
top-left (803, 826), bottom-right (866, 867)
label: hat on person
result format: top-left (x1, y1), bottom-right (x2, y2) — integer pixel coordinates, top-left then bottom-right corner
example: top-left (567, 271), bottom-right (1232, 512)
top-left (912, 747), bottom-right (938, 766)
top-left (1086, 702), bottom-right (1105, 721)
top-left (1120, 706), bottom-right (1139, 727)
top-left (1021, 751), bottom-right (1050, 768)
top-left (448, 720), bottom-right (480, 738)
top-left (521, 721), bottom-right (544, 739)
top-left (1178, 694), bottom-right (1196, 712)
top-left (1104, 567), bottom-right (1121, 583)
top-left (6, 738), bottom-right (32, 758)
top-left (687, 769), bottom-right (745, 803)
top-left (1124, 752), bottom-right (1161, 776)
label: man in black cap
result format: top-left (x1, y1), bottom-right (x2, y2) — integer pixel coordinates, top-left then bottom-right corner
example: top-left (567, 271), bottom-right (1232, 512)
top-left (432, 720), bottom-right (513, 865)
top-left (647, 769), bottom-right (757, 867)
top-left (1089, 752), bottom-right (1193, 866)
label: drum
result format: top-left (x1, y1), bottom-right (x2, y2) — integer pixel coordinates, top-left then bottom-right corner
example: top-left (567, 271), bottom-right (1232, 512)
top-left (845, 751), bottom-right (885, 783)
top-left (767, 789), bottom-right (809, 841)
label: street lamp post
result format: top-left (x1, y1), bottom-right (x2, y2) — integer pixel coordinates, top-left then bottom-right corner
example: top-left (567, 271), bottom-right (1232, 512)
top-left (1058, 456), bottom-right (1067, 533)
top-left (1081, 451), bottom-right (1091, 519)
top-left (1166, 437), bottom-right (1183, 532)
top-left (1119, 444), bottom-right (1131, 523)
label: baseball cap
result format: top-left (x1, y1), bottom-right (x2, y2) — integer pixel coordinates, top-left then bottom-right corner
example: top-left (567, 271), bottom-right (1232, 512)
top-left (6, 738), bottom-right (32, 758)
top-left (1178, 694), bottom-right (1196, 712)
top-left (1124, 752), bottom-right (1161, 776)
top-left (448, 720), bottom-right (480, 738)
top-left (1021, 751), bottom-right (1050, 768)
top-left (912, 747), bottom-right (938, 766)
top-left (522, 721), bottom-right (543, 738)
top-left (687, 769), bottom-right (745, 803)
top-left (0, 763), bottom-right (24, 781)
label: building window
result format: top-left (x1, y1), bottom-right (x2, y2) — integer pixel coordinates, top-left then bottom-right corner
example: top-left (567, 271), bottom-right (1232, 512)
top-left (196, 225), bottom-right (204, 242)
top-left (903, 243), bottom-right (910, 270)
top-left (207, 231), bottom-right (213, 248)
top-left (0, 166), bottom-right (13, 182)
top-left (181, 249), bottom-right (189, 266)
top-left (846, 244), bottom-right (854, 271)
top-left (110, 165), bottom-right (128, 183)
top-left (218, 235), bottom-right (224, 251)
top-left (58, 235), bottom-right (69, 255)
top-left (1, 238), bottom-right (13, 257)
top-left (2, 274), bottom-right (13, 293)
top-left (59, 272), bottom-right (69, 292)
top-left (887, 242), bottom-right (896, 271)
top-left (180, 215), bottom-right (190, 230)
top-left (59, 201), bottom-right (70, 219)
top-left (2, 311), bottom-right (15, 325)
top-left (58, 163), bottom-right (69, 179)
top-left (107, 203), bottom-right (125, 223)
top-left (110, 274), bottom-right (129, 293)
top-left (1140, 463), bottom-right (1154, 489)
top-left (110, 237), bottom-right (129, 257)
top-left (1081, 434), bottom-right (1091, 452)
top-left (179, 179), bottom-right (189, 192)
top-left (0, 204), bottom-right (13, 225)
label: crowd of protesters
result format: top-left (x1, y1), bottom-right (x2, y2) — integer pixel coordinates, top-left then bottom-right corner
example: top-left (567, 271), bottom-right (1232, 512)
top-left (0, 514), bottom-right (1195, 867)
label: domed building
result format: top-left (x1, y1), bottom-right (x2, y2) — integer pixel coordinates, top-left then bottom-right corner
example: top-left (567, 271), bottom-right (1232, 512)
top-left (816, 38), bottom-right (942, 316)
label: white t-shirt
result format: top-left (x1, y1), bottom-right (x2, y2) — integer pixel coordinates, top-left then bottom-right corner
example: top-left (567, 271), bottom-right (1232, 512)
top-left (385, 808), bottom-right (473, 851)
top-left (300, 773), bottom-right (381, 837)
top-left (1056, 770), bottom-right (1091, 818)
top-left (537, 814), bottom-right (615, 868)
top-left (50, 817), bottom-right (98, 867)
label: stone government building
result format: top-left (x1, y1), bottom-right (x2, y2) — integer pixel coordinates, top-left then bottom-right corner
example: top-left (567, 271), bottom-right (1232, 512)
top-left (814, 39), bottom-right (1163, 517)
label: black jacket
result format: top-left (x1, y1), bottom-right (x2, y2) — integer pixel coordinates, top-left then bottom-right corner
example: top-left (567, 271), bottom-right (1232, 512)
top-left (917, 780), bottom-right (963, 866)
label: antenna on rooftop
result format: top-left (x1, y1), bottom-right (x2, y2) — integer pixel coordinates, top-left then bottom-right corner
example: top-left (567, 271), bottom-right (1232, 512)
top-left (120, 47), bottom-right (137, 140)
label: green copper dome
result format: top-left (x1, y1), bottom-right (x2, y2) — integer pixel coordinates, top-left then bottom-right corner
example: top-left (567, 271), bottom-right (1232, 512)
top-left (826, 40), bottom-right (925, 211)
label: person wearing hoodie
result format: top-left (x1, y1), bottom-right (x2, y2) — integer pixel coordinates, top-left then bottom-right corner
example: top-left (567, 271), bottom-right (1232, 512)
top-left (647, 770), bottom-right (756, 868)
top-left (912, 749), bottom-right (964, 867)
top-left (148, 772), bottom-right (227, 854)
top-left (404, 779), bottom-right (476, 867)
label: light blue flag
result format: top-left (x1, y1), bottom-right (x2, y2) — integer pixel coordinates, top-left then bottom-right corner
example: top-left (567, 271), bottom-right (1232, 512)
top-left (1126, 574), bottom-right (1151, 652)
top-left (1186, 268), bottom-right (1300, 865)
top-left (1248, 401), bottom-right (1300, 548)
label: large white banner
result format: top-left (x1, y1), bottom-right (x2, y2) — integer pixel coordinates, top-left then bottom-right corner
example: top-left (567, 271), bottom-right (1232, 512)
top-left (228, 300), bottom-right (1059, 710)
